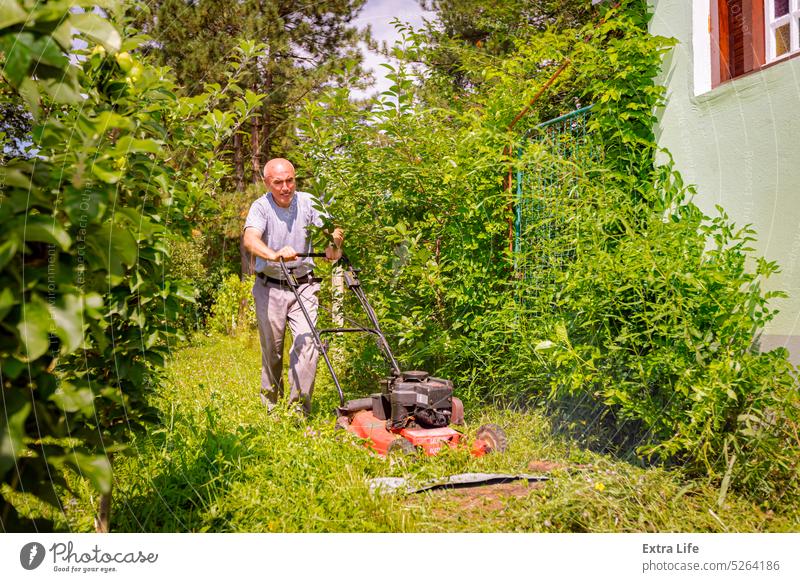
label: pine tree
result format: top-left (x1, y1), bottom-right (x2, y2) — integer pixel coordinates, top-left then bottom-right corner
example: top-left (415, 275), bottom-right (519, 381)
top-left (417, 0), bottom-right (594, 101)
top-left (134, 0), bottom-right (371, 187)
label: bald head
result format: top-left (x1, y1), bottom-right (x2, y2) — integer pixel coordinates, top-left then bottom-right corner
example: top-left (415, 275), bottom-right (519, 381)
top-left (262, 158), bottom-right (297, 208)
top-left (263, 158), bottom-right (295, 180)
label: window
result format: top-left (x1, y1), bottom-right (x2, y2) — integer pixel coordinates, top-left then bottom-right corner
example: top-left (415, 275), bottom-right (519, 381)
top-left (766, 0), bottom-right (800, 60)
top-left (710, 0), bottom-right (800, 87)
top-left (711, 0), bottom-right (765, 85)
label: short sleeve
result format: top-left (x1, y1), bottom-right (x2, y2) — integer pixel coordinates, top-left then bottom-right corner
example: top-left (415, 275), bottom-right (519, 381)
top-left (244, 198), bottom-right (267, 234)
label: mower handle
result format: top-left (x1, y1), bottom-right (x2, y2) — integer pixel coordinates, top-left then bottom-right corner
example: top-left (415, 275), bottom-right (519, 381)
top-left (273, 252), bottom-right (401, 385)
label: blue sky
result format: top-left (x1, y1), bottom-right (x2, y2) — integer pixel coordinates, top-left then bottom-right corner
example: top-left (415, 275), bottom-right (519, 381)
top-left (351, 0), bottom-right (433, 98)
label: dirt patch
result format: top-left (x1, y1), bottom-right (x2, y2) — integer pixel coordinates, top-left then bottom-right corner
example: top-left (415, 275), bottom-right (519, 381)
top-left (527, 459), bottom-right (593, 473)
top-left (429, 480), bottom-right (545, 517)
top-left (527, 460), bottom-right (563, 473)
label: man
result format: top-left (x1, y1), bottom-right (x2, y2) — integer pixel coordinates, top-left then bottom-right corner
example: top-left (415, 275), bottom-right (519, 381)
top-left (243, 158), bottom-right (344, 415)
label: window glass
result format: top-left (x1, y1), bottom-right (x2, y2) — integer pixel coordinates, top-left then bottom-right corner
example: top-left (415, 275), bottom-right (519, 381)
top-left (774, 0), bottom-right (790, 18)
top-left (776, 23), bottom-right (791, 55)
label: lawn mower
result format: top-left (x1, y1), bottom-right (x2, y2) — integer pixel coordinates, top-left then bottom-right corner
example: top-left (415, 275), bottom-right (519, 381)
top-left (278, 253), bottom-right (507, 458)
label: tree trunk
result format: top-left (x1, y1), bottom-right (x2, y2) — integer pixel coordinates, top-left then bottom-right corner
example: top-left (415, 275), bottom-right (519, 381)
top-left (251, 114), bottom-right (262, 183)
top-left (234, 130), bottom-right (244, 192)
top-left (262, 70), bottom-right (273, 162)
top-left (94, 490), bottom-right (111, 533)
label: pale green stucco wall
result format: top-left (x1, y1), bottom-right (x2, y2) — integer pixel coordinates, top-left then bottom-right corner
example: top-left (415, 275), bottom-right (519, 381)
top-left (650, 0), bottom-right (800, 359)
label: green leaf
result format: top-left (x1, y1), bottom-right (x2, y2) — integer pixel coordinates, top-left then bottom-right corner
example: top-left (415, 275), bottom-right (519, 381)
top-left (2, 357), bottom-right (25, 380)
top-left (64, 187), bottom-right (107, 224)
top-left (90, 162), bottom-right (122, 184)
top-left (0, 33), bottom-right (32, 87)
top-left (69, 12), bottom-right (120, 53)
top-left (50, 293), bottom-right (85, 353)
top-left (29, 34), bottom-right (68, 69)
top-left (50, 382), bottom-right (95, 414)
top-left (112, 136), bottom-right (163, 156)
top-left (17, 77), bottom-right (40, 119)
top-left (717, 453), bottom-right (736, 508)
top-left (51, 18), bottom-right (72, 50)
top-left (17, 297), bottom-right (52, 360)
top-left (17, 216), bottom-right (71, 250)
top-left (0, 392), bottom-right (30, 479)
top-left (173, 282), bottom-right (197, 302)
top-left (40, 76), bottom-right (83, 104)
top-left (65, 451), bottom-right (112, 494)
top-left (0, 237), bottom-right (19, 270)
top-left (83, 292), bottom-right (104, 312)
top-left (0, 164), bottom-right (34, 189)
top-left (0, 286), bottom-right (16, 322)
top-left (534, 340), bottom-right (555, 352)
top-left (108, 223), bottom-right (138, 266)
top-left (78, 110), bottom-right (132, 135)
top-left (119, 33), bottom-right (149, 53)
top-left (87, 222), bottom-right (137, 283)
top-left (76, 0), bottom-right (121, 9)
top-left (0, 0), bottom-right (27, 31)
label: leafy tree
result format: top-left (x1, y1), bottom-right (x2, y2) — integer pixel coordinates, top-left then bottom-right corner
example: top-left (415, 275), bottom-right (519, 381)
top-left (0, 1), bottom-right (262, 530)
top-left (134, 0), bottom-right (371, 188)
top-left (414, 0), bottom-right (593, 110)
top-left (127, 1), bottom-right (373, 283)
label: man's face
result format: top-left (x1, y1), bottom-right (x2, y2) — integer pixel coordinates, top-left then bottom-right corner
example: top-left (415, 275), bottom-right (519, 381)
top-left (264, 164), bottom-right (296, 208)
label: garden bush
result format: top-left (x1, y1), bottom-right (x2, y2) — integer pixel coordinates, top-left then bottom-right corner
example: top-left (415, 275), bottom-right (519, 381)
top-left (209, 275), bottom-right (257, 336)
top-left (0, 5), bottom-right (265, 529)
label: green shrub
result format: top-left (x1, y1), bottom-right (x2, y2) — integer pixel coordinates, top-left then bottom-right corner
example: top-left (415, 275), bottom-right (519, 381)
top-left (209, 275), bottom-right (257, 336)
top-left (535, 162), bottom-right (800, 503)
top-left (0, 6), bottom-right (266, 528)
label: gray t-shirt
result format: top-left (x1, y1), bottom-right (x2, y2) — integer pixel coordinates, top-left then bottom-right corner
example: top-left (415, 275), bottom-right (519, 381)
top-left (243, 190), bottom-right (325, 279)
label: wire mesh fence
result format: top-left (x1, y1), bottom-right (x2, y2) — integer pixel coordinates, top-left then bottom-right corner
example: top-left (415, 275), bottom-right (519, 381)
top-left (514, 105), bottom-right (595, 308)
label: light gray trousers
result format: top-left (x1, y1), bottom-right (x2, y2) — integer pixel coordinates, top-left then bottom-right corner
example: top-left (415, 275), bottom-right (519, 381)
top-left (252, 279), bottom-right (320, 414)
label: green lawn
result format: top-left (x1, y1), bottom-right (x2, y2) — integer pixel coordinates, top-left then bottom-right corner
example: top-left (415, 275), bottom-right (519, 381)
top-left (60, 334), bottom-right (799, 532)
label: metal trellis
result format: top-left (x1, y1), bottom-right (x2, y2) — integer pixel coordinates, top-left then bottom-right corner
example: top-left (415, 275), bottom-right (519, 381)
top-left (514, 105), bottom-right (595, 305)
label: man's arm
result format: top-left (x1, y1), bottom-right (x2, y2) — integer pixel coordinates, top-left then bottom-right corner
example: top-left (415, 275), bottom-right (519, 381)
top-left (243, 227), bottom-right (297, 262)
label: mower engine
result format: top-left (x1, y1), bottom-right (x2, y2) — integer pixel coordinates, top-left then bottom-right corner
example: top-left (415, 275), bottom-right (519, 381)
top-left (372, 371), bottom-right (455, 430)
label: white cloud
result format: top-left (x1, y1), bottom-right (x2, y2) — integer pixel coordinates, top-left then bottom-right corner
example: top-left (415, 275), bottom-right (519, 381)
top-left (351, 0), bottom-right (434, 99)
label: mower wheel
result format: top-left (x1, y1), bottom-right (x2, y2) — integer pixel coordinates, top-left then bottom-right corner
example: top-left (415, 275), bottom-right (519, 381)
top-left (334, 415), bottom-right (350, 431)
top-left (387, 437), bottom-right (416, 457)
top-left (476, 424), bottom-right (508, 453)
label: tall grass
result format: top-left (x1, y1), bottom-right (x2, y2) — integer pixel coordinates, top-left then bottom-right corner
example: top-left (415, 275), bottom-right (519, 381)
top-left (52, 334), bottom-right (799, 532)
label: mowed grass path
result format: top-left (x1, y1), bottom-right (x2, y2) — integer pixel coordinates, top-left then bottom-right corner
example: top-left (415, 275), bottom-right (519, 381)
top-left (71, 334), bottom-right (798, 532)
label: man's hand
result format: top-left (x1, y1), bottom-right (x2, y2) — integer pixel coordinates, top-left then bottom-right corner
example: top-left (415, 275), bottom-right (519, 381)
top-left (331, 227), bottom-right (344, 249)
top-left (274, 246), bottom-right (298, 261)
top-left (326, 227), bottom-right (343, 262)
top-left (325, 245), bottom-right (342, 262)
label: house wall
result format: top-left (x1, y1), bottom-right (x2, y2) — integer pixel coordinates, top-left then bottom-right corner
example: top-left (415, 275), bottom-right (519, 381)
top-left (650, 0), bottom-right (800, 360)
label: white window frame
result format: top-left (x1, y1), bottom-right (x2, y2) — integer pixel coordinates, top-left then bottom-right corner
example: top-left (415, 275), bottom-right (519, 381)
top-left (766, 0), bottom-right (800, 61)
